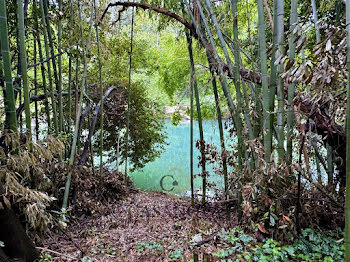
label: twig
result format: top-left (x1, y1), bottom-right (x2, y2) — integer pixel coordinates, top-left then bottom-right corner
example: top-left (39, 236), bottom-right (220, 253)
top-left (111, 6), bottom-right (126, 25)
top-left (195, 235), bottom-right (217, 246)
top-left (311, 140), bottom-right (328, 171)
top-left (263, 0), bottom-right (274, 31)
top-left (27, 41), bottom-right (81, 69)
top-left (36, 247), bottom-right (77, 260)
top-left (298, 168), bottom-right (343, 209)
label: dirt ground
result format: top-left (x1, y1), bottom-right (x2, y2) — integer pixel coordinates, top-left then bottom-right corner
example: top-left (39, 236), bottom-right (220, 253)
top-left (41, 191), bottom-right (235, 261)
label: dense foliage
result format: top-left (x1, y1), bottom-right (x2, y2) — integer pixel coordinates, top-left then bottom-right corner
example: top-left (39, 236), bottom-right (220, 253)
top-left (1, 0), bottom-right (350, 260)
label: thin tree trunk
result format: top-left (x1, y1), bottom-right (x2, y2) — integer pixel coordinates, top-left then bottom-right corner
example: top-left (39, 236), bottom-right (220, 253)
top-left (186, 32), bottom-right (207, 204)
top-left (62, 3), bottom-right (94, 212)
top-left (17, 0), bottom-right (31, 136)
top-left (116, 130), bottom-right (121, 172)
top-left (204, 0), bottom-right (244, 174)
top-left (327, 144), bottom-right (334, 187)
top-left (67, 0), bottom-right (74, 136)
top-left (40, 0), bottom-right (59, 136)
top-left (276, 0), bottom-right (285, 162)
top-left (78, 86), bottom-right (116, 165)
top-left (181, 2), bottom-right (195, 206)
top-left (94, 0), bottom-right (104, 191)
top-left (311, 0), bottom-right (321, 43)
top-left (19, 90), bottom-right (23, 132)
top-left (230, 0), bottom-right (248, 220)
top-left (183, 1), bottom-right (237, 123)
top-left (124, 7), bottom-right (135, 179)
top-left (344, 1), bottom-right (350, 259)
top-left (257, 0), bottom-right (272, 162)
top-left (43, 0), bottom-right (63, 133)
top-left (33, 20), bottom-right (39, 141)
top-left (75, 55), bottom-right (79, 125)
top-left (34, 0), bottom-right (51, 132)
top-left (0, 0), bottom-right (18, 133)
top-left (311, 0), bottom-right (334, 187)
top-left (211, 73), bottom-right (228, 201)
top-left (286, 0), bottom-right (298, 164)
top-left (58, 0), bottom-right (63, 132)
top-left (190, 72), bottom-right (194, 207)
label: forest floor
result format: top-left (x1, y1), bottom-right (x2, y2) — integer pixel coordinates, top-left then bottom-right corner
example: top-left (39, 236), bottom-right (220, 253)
top-left (41, 190), bottom-right (235, 261)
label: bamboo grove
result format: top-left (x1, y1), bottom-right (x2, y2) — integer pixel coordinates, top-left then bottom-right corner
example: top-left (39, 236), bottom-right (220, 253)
top-left (1, 0), bottom-right (350, 260)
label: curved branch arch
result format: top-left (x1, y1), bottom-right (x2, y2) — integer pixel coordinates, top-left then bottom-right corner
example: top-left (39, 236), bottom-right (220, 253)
top-left (100, 1), bottom-right (262, 84)
top-left (100, 1), bottom-right (347, 181)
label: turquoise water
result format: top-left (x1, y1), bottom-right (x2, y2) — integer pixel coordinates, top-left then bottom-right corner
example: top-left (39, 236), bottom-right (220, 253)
top-left (130, 120), bottom-right (230, 195)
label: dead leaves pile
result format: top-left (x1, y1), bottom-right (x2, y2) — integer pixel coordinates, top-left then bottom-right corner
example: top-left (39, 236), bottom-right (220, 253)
top-left (42, 191), bottom-right (234, 261)
top-left (0, 134), bottom-right (63, 233)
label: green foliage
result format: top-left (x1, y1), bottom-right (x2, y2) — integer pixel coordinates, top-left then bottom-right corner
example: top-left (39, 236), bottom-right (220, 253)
top-left (91, 244), bottom-right (117, 256)
top-left (90, 79), bottom-right (166, 171)
top-left (136, 240), bottom-right (163, 253)
top-left (39, 253), bottom-right (52, 262)
top-left (169, 248), bottom-right (183, 261)
top-left (214, 228), bottom-right (344, 262)
top-left (171, 111), bottom-right (182, 126)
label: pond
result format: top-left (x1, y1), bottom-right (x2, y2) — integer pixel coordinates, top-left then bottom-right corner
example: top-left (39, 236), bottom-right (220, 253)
top-left (129, 120), bottom-right (231, 195)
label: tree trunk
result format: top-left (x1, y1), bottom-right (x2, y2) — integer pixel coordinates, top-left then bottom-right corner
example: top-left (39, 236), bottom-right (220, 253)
top-left (40, 0), bottom-right (59, 136)
top-left (186, 29), bottom-right (207, 204)
top-left (344, 0), bottom-right (350, 258)
top-left (286, 0), bottom-right (298, 164)
top-left (257, 0), bottom-right (272, 161)
top-left (0, 0), bottom-right (18, 133)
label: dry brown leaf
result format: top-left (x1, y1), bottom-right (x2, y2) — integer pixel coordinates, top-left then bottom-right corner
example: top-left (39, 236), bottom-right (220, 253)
top-left (3, 196), bottom-right (11, 209)
top-left (258, 224), bottom-right (268, 234)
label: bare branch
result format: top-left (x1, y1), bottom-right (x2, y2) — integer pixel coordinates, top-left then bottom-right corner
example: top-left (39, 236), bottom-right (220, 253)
top-left (263, 0), bottom-right (274, 31)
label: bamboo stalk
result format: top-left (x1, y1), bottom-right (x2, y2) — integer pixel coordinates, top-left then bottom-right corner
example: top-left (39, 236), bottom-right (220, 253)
top-left (0, 0), bottom-right (18, 133)
top-left (43, 0), bottom-right (63, 133)
top-left (183, 1), bottom-right (237, 123)
top-left (211, 72), bottom-right (228, 201)
top-left (93, 0), bottom-right (104, 191)
top-left (58, 0), bottom-right (63, 132)
top-left (327, 144), bottom-right (334, 187)
top-left (344, 0), bottom-right (350, 258)
top-left (185, 28), bottom-right (207, 204)
top-left (276, 0), bottom-right (285, 162)
top-left (39, 0), bottom-right (59, 136)
top-left (203, 0), bottom-right (244, 173)
top-left (311, 0), bottom-right (321, 43)
top-left (67, 0), bottom-right (74, 135)
top-left (17, 0), bottom-right (31, 136)
top-left (33, 0), bottom-right (51, 132)
top-left (256, 0), bottom-right (272, 162)
top-left (270, 0), bottom-right (278, 155)
top-left (184, 0), bottom-right (238, 203)
top-left (286, 0), bottom-right (298, 164)
top-left (181, 2), bottom-right (195, 206)
top-left (62, 2), bottom-right (95, 212)
top-left (124, 6), bottom-right (135, 179)
top-left (33, 15), bottom-right (39, 141)
top-left (230, 0), bottom-right (247, 220)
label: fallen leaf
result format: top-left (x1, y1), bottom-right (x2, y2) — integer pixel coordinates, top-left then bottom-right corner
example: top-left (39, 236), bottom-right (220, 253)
top-left (258, 224), bottom-right (267, 234)
top-left (3, 196), bottom-right (11, 209)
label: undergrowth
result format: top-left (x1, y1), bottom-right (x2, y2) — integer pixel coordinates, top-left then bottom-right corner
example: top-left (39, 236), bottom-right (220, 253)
top-left (211, 227), bottom-right (344, 262)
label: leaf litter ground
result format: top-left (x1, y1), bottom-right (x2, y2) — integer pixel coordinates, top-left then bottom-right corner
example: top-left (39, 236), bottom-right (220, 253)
top-left (41, 190), bottom-right (236, 261)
